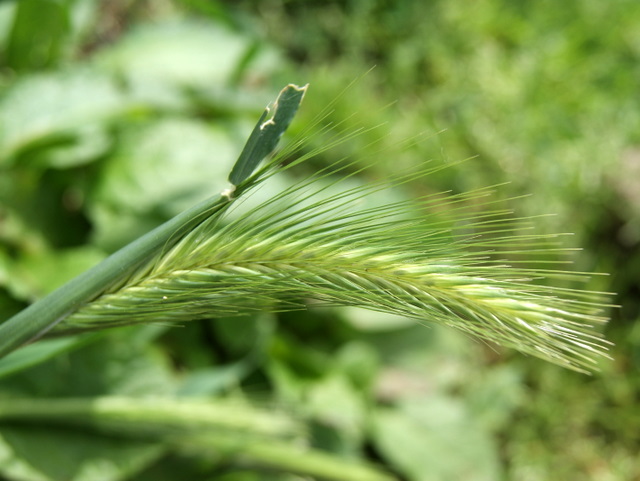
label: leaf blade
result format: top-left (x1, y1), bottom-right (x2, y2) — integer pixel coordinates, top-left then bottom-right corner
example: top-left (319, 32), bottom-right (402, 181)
top-left (228, 83), bottom-right (308, 186)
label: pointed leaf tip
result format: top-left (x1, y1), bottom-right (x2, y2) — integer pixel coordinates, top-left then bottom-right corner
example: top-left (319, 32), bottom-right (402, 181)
top-left (228, 84), bottom-right (308, 186)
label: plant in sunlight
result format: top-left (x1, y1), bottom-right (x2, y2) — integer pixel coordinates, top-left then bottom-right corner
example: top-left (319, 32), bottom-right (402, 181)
top-left (0, 83), bottom-right (611, 373)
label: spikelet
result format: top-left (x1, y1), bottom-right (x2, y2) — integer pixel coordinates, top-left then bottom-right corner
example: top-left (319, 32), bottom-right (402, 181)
top-left (58, 157), bottom-right (612, 373)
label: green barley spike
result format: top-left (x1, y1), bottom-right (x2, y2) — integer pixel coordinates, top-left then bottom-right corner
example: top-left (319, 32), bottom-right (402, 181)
top-left (0, 82), bottom-right (612, 373)
top-left (58, 163), bottom-right (612, 373)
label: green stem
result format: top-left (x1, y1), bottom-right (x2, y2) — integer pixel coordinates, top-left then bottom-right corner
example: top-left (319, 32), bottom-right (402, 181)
top-left (0, 397), bottom-right (300, 439)
top-left (0, 397), bottom-right (395, 481)
top-left (0, 194), bottom-right (231, 357)
top-left (181, 434), bottom-right (397, 481)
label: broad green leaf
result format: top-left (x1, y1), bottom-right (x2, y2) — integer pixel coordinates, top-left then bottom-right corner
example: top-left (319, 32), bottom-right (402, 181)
top-left (0, 169), bottom-right (89, 252)
top-left (306, 372), bottom-right (368, 452)
top-left (174, 362), bottom-right (253, 397)
top-left (89, 119), bottom-right (238, 250)
top-left (0, 427), bottom-right (165, 481)
top-left (373, 396), bottom-right (501, 481)
top-left (0, 3), bottom-right (16, 42)
top-left (369, 324), bottom-right (480, 393)
top-left (335, 341), bottom-right (379, 392)
top-left (7, 246), bottom-right (106, 301)
top-left (32, 124), bottom-right (112, 169)
top-left (4, 0), bottom-right (71, 72)
top-left (0, 69), bottom-right (133, 165)
top-left (210, 312), bottom-right (275, 356)
top-left (0, 333), bottom-right (175, 398)
top-left (466, 364), bottom-right (525, 432)
top-left (0, 334), bottom-right (98, 380)
top-left (96, 19), bottom-right (273, 90)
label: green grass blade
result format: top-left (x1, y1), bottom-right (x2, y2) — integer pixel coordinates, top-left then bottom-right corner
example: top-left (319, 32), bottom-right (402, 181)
top-left (179, 434), bottom-right (397, 481)
top-left (228, 83), bottom-right (308, 186)
top-left (0, 397), bottom-right (302, 439)
top-left (0, 84), bottom-right (307, 358)
top-left (0, 396), bottom-right (394, 481)
top-left (0, 333), bottom-right (100, 379)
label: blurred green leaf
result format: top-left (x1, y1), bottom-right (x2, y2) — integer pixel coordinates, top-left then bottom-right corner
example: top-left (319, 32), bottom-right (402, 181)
top-left (0, 69), bottom-right (133, 164)
top-left (33, 124), bottom-right (112, 169)
top-left (466, 364), bottom-right (525, 432)
top-left (4, 0), bottom-right (71, 72)
top-left (96, 19), bottom-right (276, 91)
top-left (174, 363), bottom-right (252, 397)
top-left (307, 372), bottom-right (367, 453)
top-left (88, 119), bottom-right (238, 250)
top-left (0, 3), bottom-right (16, 44)
top-left (0, 426), bottom-right (165, 481)
top-left (0, 334), bottom-right (99, 380)
top-left (369, 324), bottom-right (480, 396)
top-left (0, 332), bottom-right (175, 397)
top-left (0, 0), bottom-right (636, 478)
top-left (341, 307), bottom-right (415, 332)
top-left (0, 333), bottom-right (175, 481)
top-left (335, 341), bottom-right (379, 392)
top-left (6, 245), bottom-right (105, 301)
top-left (373, 396), bottom-right (501, 481)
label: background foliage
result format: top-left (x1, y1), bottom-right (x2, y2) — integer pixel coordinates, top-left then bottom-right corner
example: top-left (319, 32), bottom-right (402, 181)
top-left (0, 0), bottom-right (638, 480)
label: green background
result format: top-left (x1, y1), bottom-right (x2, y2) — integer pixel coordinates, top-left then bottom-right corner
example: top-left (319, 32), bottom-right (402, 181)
top-left (0, 1), bottom-right (638, 480)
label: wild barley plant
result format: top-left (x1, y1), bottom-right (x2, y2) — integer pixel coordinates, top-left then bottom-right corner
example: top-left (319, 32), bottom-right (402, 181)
top-left (0, 84), bottom-right (611, 373)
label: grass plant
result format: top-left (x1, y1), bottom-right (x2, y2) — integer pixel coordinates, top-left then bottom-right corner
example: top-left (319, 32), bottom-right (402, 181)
top-left (0, 83), bottom-right (611, 374)
top-left (0, 2), bottom-right (635, 478)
